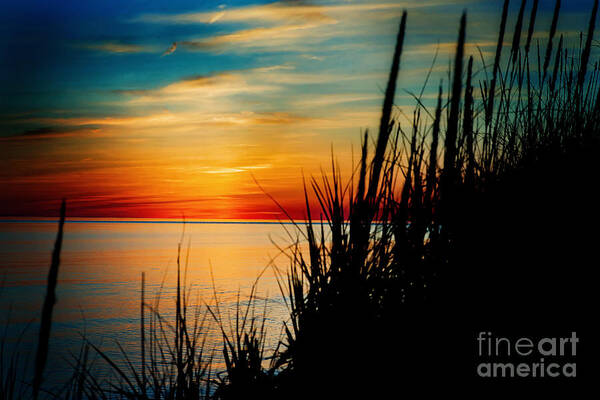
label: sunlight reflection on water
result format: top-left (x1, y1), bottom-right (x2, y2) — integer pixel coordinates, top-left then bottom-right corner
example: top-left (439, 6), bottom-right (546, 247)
top-left (0, 220), bottom-right (304, 393)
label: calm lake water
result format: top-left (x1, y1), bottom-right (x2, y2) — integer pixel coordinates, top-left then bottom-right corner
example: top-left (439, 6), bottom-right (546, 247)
top-left (0, 219), bottom-right (298, 394)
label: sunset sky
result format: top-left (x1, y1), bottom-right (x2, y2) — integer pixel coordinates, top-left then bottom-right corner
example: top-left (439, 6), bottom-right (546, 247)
top-left (1, 0), bottom-right (595, 219)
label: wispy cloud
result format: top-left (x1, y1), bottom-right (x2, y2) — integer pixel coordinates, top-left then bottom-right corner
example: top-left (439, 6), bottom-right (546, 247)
top-left (138, 1), bottom-right (462, 54)
top-left (301, 54), bottom-right (325, 61)
top-left (406, 40), bottom-right (503, 58)
top-left (136, 1), bottom-right (463, 26)
top-left (136, 1), bottom-right (336, 25)
top-left (111, 66), bottom-right (385, 110)
top-left (20, 110), bottom-right (310, 133)
top-left (293, 94), bottom-right (381, 109)
top-left (178, 22), bottom-right (333, 51)
top-left (0, 126), bottom-right (91, 141)
top-left (78, 41), bottom-right (155, 54)
top-left (200, 164), bottom-right (271, 174)
top-left (116, 71), bottom-right (280, 106)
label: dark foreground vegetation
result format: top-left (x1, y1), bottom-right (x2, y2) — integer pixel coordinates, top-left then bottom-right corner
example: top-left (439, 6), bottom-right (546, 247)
top-left (3, 0), bottom-right (599, 397)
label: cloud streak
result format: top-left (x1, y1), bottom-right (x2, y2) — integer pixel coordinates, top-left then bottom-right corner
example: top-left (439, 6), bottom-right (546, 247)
top-left (136, 1), bottom-right (465, 26)
top-left (116, 71), bottom-right (280, 106)
top-left (78, 41), bottom-right (155, 54)
top-left (178, 22), bottom-right (333, 51)
top-left (111, 66), bottom-right (385, 111)
top-left (136, 1), bottom-right (441, 54)
top-left (137, 1), bottom-right (336, 25)
top-left (17, 111), bottom-right (311, 134)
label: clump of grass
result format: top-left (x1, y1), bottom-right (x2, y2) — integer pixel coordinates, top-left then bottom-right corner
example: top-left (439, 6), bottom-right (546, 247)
top-left (70, 242), bottom-right (215, 400)
top-left (207, 273), bottom-right (275, 400)
top-left (1, 306), bottom-right (31, 400)
top-left (268, 0), bottom-right (599, 393)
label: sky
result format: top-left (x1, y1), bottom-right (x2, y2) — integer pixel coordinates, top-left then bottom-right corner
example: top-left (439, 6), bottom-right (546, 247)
top-left (0, 0), bottom-right (597, 219)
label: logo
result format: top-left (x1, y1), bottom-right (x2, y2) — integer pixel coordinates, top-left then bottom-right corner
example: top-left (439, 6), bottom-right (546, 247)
top-left (476, 332), bottom-right (578, 378)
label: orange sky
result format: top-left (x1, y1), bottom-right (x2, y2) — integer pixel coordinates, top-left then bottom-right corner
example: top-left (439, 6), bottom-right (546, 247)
top-left (1, 109), bottom-right (366, 219)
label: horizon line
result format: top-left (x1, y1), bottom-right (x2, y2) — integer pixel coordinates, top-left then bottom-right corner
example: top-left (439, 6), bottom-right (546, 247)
top-left (0, 218), bottom-right (301, 225)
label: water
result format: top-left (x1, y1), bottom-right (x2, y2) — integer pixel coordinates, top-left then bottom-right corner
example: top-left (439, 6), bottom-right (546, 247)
top-left (0, 219), bottom-right (298, 394)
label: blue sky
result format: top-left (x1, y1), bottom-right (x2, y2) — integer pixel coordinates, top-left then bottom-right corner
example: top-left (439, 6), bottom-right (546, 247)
top-left (1, 0), bottom-right (595, 129)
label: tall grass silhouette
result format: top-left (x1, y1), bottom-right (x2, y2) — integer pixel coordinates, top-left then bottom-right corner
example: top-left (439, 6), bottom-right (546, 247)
top-left (83, 246), bottom-right (215, 400)
top-left (32, 200), bottom-right (66, 400)
top-left (268, 0), bottom-right (599, 395)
